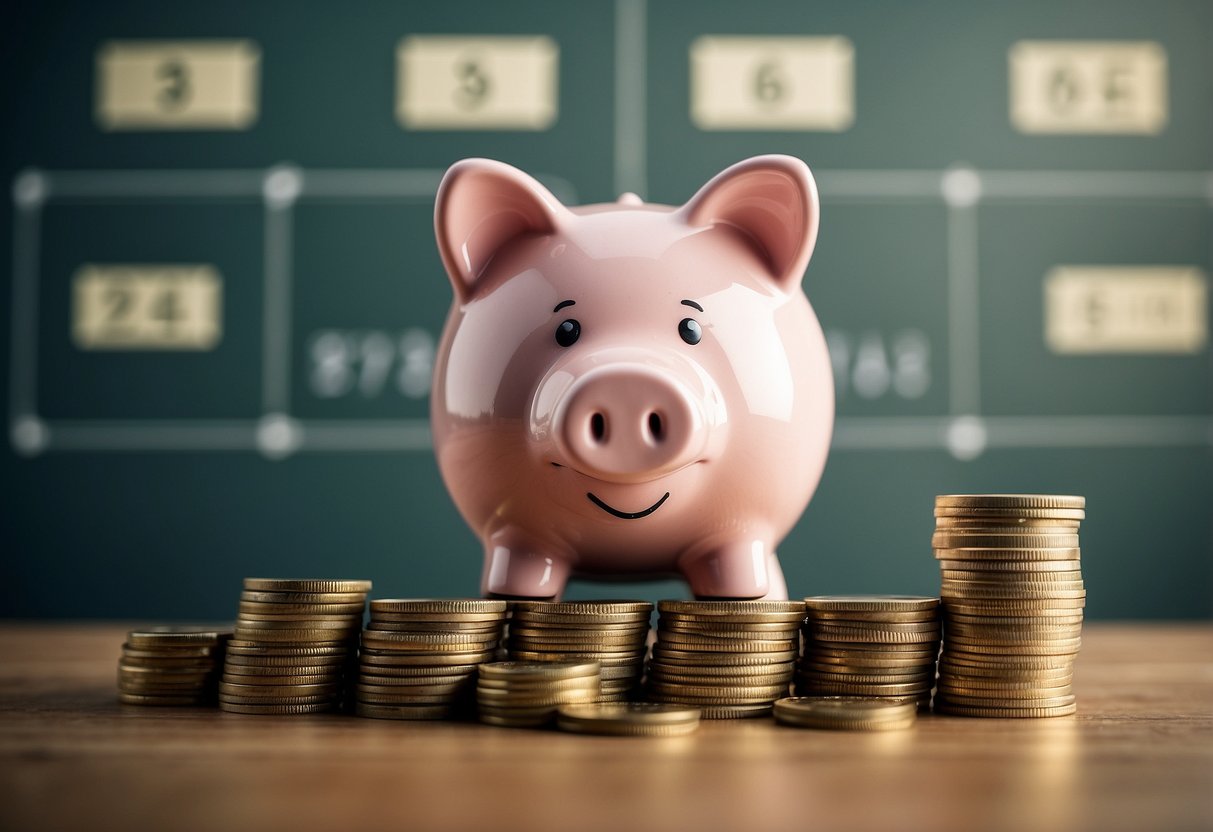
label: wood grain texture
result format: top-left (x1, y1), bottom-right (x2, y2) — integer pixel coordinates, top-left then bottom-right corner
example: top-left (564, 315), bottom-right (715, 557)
top-left (0, 622), bottom-right (1210, 832)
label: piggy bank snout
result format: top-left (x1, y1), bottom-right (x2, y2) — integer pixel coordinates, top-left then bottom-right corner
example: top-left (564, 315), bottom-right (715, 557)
top-left (553, 365), bottom-right (709, 483)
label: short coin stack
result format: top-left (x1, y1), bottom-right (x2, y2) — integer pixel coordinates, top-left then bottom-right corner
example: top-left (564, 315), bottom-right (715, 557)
top-left (556, 702), bottom-right (701, 737)
top-left (646, 600), bottom-right (804, 719)
top-left (220, 578), bottom-right (371, 715)
top-left (774, 696), bottom-right (919, 731)
top-left (797, 596), bottom-right (941, 709)
top-left (477, 661), bottom-right (602, 728)
top-left (932, 494), bottom-right (1086, 718)
top-left (355, 599), bottom-right (508, 720)
top-left (118, 627), bottom-right (231, 706)
top-left (506, 601), bottom-right (652, 702)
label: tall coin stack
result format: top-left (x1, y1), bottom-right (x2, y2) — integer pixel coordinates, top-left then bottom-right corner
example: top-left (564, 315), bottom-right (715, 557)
top-left (932, 494), bottom-right (1086, 718)
top-left (797, 596), bottom-right (941, 708)
top-left (477, 660), bottom-right (603, 728)
top-left (506, 601), bottom-right (652, 702)
top-left (355, 599), bottom-right (508, 720)
top-left (220, 578), bottom-right (371, 715)
top-left (646, 600), bottom-right (804, 718)
top-left (118, 627), bottom-right (231, 706)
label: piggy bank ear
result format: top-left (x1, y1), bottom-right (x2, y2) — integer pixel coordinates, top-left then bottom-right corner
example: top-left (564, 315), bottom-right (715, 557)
top-left (679, 155), bottom-right (819, 292)
top-left (435, 158), bottom-right (568, 302)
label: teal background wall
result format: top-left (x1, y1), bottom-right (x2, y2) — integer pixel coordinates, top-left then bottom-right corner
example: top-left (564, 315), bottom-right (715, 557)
top-left (2, 0), bottom-right (1210, 619)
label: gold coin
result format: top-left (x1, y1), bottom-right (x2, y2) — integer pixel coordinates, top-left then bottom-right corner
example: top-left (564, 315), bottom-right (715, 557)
top-left (235, 617), bottom-right (359, 629)
top-left (359, 650), bottom-right (496, 666)
top-left (478, 660), bottom-right (600, 680)
top-left (370, 598), bottom-right (508, 614)
top-left (649, 691), bottom-right (784, 706)
top-left (223, 663), bottom-right (343, 677)
top-left (243, 578), bottom-right (372, 593)
top-left (936, 558), bottom-right (1083, 573)
top-left (936, 691), bottom-right (1076, 707)
top-left (354, 702), bottom-right (454, 720)
top-left (695, 704), bottom-right (773, 719)
top-left (651, 647), bottom-right (797, 665)
top-left (233, 628), bottom-right (358, 643)
top-left (934, 517), bottom-right (1080, 529)
top-left (218, 680), bottom-right (341, 696)
top-left (936, 683), bottom-right (1074, 700)
top-left (367, 620), bottom-right (503, 633)
top-left (125, 628), bottom-right (232, 649)
top-left (223, 655), bottom-right (346, 669)
top-left (238, 601), bottom-right (366, 615)
top-left (506, 629), bottom-right (645, 645)
top-left (648, 681), bottom-right (788, 698)
top-left (652, 670), bottom-right (792, 688)
top-left (476, 690), bottom-right (600, 708)
top-left (220, 673), bottom-right (336, 686)
top-left (478, 713), bottom-right (554, 728)
top-left (510, 611), bottom-right (651, 626)
top-left (774, 695), bottom-right (917, 726)
top-left (555, 702), bottom-right (699, 731)
top-left (804, 595), bottom-right (940, 614)
top-left (658, 600), bottom-right (806, 616)
top-left (509, 600), bottom-right (653, 615)
top-left (933, 533), bottom-right (1081, 550)
top-left (226, 640), bottom-right (350, 655)
top-left (218, 693), bottom-right (336, 706)
top-left (933, 702), bottom-right (1078, 718)
top-left (799, 679), bottom-right (931, 696)
top-left (656, 611), bottom-right (805, 625)
top-left (371, 611), bottom-right (508, 624)
top-left (219, 702), bottom-right (336, 715)
top-left (241, 590), bottom-right (368, 605)
top-left (656, 634), bottom-right (796, 652)
top-left (935, 507), bottom-right (1085, 520)
top-left (935, 495), bottom-right (1085, 510)
top-left (360, 630), bottom-right (498, 648)
top-left (934, 548), bottom-right (1081, 563)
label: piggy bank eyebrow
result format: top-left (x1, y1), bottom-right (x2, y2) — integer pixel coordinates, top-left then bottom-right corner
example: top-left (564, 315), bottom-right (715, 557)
top-left (553, 299), bottom-right (576, 313)
top-left (681, 299), bottom-right (704, 312)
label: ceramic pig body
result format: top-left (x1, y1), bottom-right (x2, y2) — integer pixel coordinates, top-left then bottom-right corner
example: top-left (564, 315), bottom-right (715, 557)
top-left (432, 155), bottom-right (834, 600)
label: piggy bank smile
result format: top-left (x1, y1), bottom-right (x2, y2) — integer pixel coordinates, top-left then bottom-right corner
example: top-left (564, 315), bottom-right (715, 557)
top-left (586, 491), bottom-right (671, 520)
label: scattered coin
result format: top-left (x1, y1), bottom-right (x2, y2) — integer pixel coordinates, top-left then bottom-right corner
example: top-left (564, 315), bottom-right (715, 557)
top-left (556, 703), bottom-right (701, 737)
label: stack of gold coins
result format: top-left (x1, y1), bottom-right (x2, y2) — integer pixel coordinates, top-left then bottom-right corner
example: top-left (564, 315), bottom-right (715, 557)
top-left (774, 696), bottom-right (919, 731)
top-left (117, 627), bottom-right (231, 706)
top-left (797, 596), bottom-right (941, 708)
top-left (355, 599), bottom-right (508, 720)
top-left (556, 703), bottom-right (701, 737)
top-left (506, 601), bottom-right (652, 702)
top-left (932, 494), bottom-right (1086, 718)
top-left (646, 600), bottom-right (804, 719)
top-left (477, 660), bottom-right (602, 728)
top-left (219, 578), bottom-right (371, 715)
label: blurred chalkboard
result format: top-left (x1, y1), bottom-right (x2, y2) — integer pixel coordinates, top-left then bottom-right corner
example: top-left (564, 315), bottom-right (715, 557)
top-left (2, 0), bottom-right (1210, 620)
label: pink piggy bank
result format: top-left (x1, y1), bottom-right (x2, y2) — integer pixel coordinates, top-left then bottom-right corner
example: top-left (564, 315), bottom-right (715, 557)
top-left (431, 155), bottom-right (834, 600)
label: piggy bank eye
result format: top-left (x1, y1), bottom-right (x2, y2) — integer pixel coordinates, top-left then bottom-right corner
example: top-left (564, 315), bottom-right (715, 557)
top-left (555, 319), bottom-right (581, 347)
top-left (678, 318), bottom-right (702, 345)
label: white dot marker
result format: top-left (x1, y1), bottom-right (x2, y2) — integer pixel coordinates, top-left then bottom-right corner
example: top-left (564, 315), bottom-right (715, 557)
top-left (263, 166), bottom-right (302, 208)
top-left (11, 415), bottom-right (49, 456)
top-left (257, 413), bottom-right (302, 459)
top-left (947, 415), bottom-right (987, 461)
top-left (941, 166), bottom-right (982, 208)
top-left (12, 169), bottom-right (47, 209)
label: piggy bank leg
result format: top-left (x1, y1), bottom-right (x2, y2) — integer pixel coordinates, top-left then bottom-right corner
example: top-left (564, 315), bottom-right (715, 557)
top-left (481, 531), bottom-right (572, 599)
top-left (679, 540), bottom-right (788, 600)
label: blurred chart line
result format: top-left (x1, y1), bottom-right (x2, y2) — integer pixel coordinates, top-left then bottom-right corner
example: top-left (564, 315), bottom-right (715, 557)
top-left (615, 0), bottom-right (648, 198)
top-left (8, 165), bottom-right (1212, 458)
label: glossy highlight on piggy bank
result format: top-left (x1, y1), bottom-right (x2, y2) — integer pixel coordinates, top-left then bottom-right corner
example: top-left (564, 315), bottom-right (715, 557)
top-left (431, 155), bottom-right (834, 600)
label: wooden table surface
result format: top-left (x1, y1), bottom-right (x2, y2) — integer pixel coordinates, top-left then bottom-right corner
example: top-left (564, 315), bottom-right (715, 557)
top-left (1, 622), bottom-right (1210, 832)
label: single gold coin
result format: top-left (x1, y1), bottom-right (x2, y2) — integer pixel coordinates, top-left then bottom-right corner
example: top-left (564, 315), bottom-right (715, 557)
top-left (366, 620), bottom-right (503, 634)
top-left (126, 628), bottom-right (233, 649)
top-left (219, 702), bottom-right (335, 715)
top-left (935, 495), bottom-right (1085, 510)
top-left (359, 650), bottom-right (497, 667)
top-left (243, 578), bottom-right (372, 593)
top-left (804, 595), bottom-right (939, 613)
top-left (934, 701), bottom-right (1077, 718)
top-left (241, 590), bottom-right (368, 605)
top-left (510, 611), bottom-right (651, 626)
top-left (650, 647), bottom-right (797, 665)
top-left (774, 696), bottom-right (918, 730)
top-left (935, 507), bottom-right (1085, 520)
top-left (555, 703), bottom-right (700, 735)
top-left (656, 611), bottom-right (805, 625)
top-left (509, 600), bottom-right (653, 615)
top-left (658, 600), bottom-right (806, 616)
top-left (695, 704), bottom-right (774, 719)
top-left (369, 599), bottom-right (508, 614)
top-left (478, 660), bottom-right (600, 681)
top-left (237, 601), bottom-right (366, 616)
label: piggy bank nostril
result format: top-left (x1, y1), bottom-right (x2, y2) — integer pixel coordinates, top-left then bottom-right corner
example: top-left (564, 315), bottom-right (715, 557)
top-left (647, 412), bottom-right (664, 444)
top-left (590, 412), bottom-right (607, 443)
